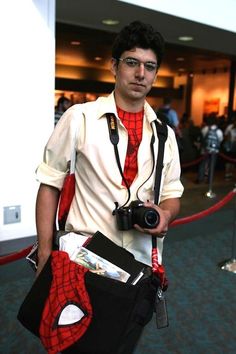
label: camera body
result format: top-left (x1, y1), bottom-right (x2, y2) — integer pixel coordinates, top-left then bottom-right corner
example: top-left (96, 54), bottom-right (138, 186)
top-left (114, 200), bottom-right (160, 231)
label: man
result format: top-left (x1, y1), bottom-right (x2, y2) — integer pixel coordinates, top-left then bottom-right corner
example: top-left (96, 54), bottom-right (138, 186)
top-left (158, 96), bottom-right (183, 153)
top-left (159, 96), bottom-right (179, 128)
top-left (35, 21), bottom-right (184, 352)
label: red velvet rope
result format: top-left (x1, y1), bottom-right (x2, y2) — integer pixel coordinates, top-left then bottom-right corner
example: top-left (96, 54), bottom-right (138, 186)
top-left (0, 189), bottom-right (236, 266)
top-left (0, 245), bottom-right (33, 266)
top-left (181, 155), bottom-right (205, 168)
top-left (181, 152), bottom-right (236, 169)
top-left (219, 152), bottom-right (236, 164)
top-left (170, 189), bottom-right (236, 227)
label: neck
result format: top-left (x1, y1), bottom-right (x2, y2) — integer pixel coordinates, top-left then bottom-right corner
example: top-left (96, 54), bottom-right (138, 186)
top-left (114, 91), bottom-right (145, 113)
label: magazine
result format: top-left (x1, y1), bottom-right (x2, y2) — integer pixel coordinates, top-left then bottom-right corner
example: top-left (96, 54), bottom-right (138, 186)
top-left (70, 246), bottom-right (130, 283)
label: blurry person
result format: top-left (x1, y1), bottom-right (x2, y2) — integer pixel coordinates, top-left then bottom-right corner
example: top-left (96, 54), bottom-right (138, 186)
top-left (158, 96), bottom-right (179, 128)
top-left (223, 114), bottom-right (236, 180)
top-left (157, 97), bottom-right (182, 154)
top-left (54, 96), bottom-right (71, 126)
top-left (196, 115), bottom-right (223, 184)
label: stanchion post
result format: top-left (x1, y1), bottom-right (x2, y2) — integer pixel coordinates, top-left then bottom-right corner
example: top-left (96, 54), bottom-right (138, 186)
top-left (232, 204), bottom-right (236, 259)
top-left (205, 152), bottom-right (216, 198)
top-left (220, 185), bottom-right (236, 273)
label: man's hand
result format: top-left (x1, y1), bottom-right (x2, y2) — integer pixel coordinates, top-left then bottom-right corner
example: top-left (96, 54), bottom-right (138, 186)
top-left (134, 198), bottom-right (180, 237)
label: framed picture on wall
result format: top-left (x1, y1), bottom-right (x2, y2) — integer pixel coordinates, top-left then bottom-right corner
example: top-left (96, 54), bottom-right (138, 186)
top-left (203, 98), bottom-right (220, 115)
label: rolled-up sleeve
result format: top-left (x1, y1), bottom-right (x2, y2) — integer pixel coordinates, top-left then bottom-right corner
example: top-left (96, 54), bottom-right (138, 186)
top-left (36, 162), bottom-right (67, 190)
top-left (36, 105), bottom-right (81, 190)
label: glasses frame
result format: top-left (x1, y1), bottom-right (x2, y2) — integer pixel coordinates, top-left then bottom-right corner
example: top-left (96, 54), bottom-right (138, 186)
top-left (117, 56), bottom-right (159, 72)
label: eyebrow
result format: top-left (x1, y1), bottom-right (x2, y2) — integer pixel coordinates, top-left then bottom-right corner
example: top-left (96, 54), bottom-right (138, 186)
top-left (126, 56), bottom-right (157, 64)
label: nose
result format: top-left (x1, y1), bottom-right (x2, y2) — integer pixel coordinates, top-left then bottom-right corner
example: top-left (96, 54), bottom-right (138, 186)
top-left (135, 62), bottom-right (145, 79)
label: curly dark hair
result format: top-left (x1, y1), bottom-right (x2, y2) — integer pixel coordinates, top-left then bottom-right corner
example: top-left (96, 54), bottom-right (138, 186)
top-left (112, 21), bottom-right (165, 67)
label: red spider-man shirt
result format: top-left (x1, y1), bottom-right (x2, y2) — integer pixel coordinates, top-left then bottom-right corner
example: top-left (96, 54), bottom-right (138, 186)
top-left (117, 106), bottom-right (144, 187)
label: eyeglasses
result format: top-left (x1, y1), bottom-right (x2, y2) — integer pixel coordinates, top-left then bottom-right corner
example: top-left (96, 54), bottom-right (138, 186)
top-left (117, 57), bottom-right (158, 72)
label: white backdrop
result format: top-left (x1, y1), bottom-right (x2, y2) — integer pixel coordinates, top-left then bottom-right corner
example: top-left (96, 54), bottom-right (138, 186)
top-left (0, 0), bottom-right (55, 241)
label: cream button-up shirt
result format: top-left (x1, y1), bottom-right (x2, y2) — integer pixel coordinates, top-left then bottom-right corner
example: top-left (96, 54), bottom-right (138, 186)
top-left (36, 93), bottom-right (184, 266)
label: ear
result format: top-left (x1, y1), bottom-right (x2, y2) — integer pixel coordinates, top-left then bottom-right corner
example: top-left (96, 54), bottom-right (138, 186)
top-left (110, 58), bottom-right (118, 77)
top-left (153, 72), bottom-right (158, 83)
top-left (152, 69), bottom-right (159, 84)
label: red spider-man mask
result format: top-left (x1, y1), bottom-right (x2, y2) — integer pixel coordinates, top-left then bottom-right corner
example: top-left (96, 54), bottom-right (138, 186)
top-left (39, 251), bottom-right (92, 354)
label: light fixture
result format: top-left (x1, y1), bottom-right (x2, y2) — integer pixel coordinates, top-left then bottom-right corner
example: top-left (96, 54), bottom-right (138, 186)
top-left (94, 56), bottom-right (102, 61)
top-left (176, 57), bottom-right (185, 62)
top-left (178, 36), bottom-right (194, 42)
top-left (70, 41), bottom-right (81, 46)
top-left (102, 19), bottom-right (120, 26)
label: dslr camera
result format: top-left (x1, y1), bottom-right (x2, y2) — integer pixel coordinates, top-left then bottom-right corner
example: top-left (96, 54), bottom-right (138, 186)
top-left (114, 200), bottom-right (160, 231)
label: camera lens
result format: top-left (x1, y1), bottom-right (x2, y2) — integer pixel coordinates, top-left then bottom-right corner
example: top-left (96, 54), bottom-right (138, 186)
top-left (132, 204), bottom-right (160, 229)
top-left (144, 209), bottom-right (159, 228)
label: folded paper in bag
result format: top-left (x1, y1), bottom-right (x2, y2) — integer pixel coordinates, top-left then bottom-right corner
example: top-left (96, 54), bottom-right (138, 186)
top-left (59, 232), bottom-right (90, 257)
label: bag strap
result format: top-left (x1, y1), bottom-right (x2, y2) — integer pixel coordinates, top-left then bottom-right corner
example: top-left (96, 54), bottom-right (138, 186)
top-left (57, 116), bottom-right (79, 230)
top-left (152, 120), bottom-right (168, 204)
top-left (151, 120), bottom-right (168, 290)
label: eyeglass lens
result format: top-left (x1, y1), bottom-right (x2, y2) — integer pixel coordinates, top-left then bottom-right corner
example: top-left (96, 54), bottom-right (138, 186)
top-left (120, 57), bottom-right (157, 72)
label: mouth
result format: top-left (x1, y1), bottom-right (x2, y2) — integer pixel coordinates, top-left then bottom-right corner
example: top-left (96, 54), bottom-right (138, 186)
top-left (130, 82), bottom-right (146, 89)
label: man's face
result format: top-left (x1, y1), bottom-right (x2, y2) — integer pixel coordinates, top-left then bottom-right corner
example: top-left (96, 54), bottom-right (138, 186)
top-left (111, 47), bottom-right (158, 104)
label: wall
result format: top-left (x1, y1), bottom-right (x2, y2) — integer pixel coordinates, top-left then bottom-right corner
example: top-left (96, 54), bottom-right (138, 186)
top-left (153, 71), bottom-right (236, 125)
top-left (0, 0), bottom-right (55, 242)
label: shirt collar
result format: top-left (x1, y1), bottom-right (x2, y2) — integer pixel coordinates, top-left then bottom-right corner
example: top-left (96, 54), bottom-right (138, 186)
top-left (96, 91), bottom-right (161, 125)
top-left (96, 92), bottom-right (118, 119)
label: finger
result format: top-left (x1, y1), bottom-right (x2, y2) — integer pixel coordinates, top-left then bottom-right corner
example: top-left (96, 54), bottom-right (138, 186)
top-left (158, 231), bottom-right (167, 238)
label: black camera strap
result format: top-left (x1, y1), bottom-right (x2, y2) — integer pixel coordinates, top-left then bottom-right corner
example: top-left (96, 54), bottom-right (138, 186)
top-left (106, 113), bottom-right (131, 207)
top-left (106, 112), bottom-right (167, 205)
top-left (151, 120), bottom-right (168, 292)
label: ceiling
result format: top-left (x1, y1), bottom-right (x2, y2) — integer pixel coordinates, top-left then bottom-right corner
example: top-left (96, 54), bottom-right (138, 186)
top-left (56, 0), bottom-right (236, 77)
